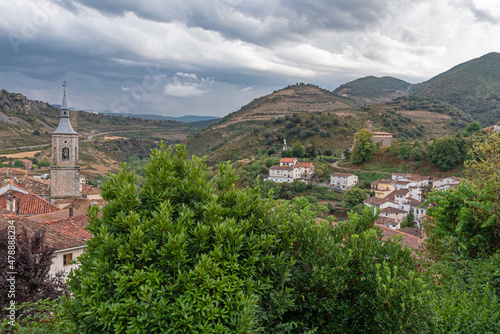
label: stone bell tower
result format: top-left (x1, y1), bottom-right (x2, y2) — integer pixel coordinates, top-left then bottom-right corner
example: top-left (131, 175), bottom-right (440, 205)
top-left (50, 81), bottom-right (80, 200)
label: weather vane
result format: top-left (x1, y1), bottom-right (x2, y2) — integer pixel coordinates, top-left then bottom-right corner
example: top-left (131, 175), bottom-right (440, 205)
top-left (62, 80), bottom-right (67, 93)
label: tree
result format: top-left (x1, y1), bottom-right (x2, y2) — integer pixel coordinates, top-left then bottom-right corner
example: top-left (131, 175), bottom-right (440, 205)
top-left (292, 142), bottom-right (306, 157)
top-left (389, 142), bottom-right (398, 155)
top-left (65, 144), bottom-right (296, 333)
top-left (398, 142), bottom-right (410, 160)
top-left (427, 137), bottom-right (461, 171)
top-left (343, 148), bottom-right (351, 160)
top-left (351, 129), bottom-right (377, 164)
top-left (401, 210), bottom-right (415, 228)
top-left (343, 188), bottom-right (367, 208)
top-left (282, 201), bottom-right (431, 333)
top-left (0, 228), bottom-right (67, 319)
top-left (409, 147), bottom-right (422, 161)
top-left (13, 160), bottom-right (23, 168)
top-left (466, 121), bottom-right (481, 134)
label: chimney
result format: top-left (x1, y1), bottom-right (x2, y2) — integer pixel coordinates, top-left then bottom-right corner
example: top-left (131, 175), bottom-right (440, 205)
top-left (16, 198), bottom-right (20, 216)
top-left (6, 194), bottom-right (13, 213)
top-left (68, 204), bottom-right (74, 218)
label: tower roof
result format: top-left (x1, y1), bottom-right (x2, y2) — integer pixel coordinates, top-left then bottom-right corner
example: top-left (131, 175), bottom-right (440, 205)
top-left (52, 81), bottom-right (78, 135)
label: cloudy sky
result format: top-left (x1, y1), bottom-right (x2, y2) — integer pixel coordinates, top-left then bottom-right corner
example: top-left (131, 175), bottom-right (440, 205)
top-left (0, 0), bottom-right (499, 117)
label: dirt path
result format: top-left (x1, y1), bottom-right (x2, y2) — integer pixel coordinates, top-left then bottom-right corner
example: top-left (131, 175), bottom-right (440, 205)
top-left (332, 161), bottom-right (385, 174)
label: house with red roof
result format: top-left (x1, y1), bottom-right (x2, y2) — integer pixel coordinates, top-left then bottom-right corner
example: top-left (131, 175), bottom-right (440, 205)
top-left (0, 212), bottom-right (91, 280)
top-left (267, 158), bottom-right (315, 183)
top-left (0, 183), bottom-right (61, 217)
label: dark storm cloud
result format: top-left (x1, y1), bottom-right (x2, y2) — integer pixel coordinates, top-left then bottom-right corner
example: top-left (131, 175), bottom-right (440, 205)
top-left (56, 0), bottom-right (394, 45)
top-left (463, 0), bottom-right (498, 24)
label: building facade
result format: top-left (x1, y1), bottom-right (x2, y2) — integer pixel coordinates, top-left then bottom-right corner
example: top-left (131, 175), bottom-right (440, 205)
top-left (330, 172), bottom-right (358, 190)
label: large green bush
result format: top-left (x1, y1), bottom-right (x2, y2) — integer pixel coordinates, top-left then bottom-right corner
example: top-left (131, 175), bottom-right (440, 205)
top-left (65, 144), bottom-right (296, 333)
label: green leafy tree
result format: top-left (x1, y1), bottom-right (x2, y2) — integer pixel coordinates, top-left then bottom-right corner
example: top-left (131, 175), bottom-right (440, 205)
top-left (65, 144), bottom-right (296, 333)
top-left (343, 188), bottom-right (367, 208)
top-left (292, 142), bottom-right (306, 158)
top-left (13, 160), bottom-right (23, 168)
top-left (398, 142), bottom-right (410, 160)
top-left (351, 129), bottom-right (377, 164)
top-left (413, 140), bottom-right (422, 149)
top-left (283, 202), bottom-right (431, 333)
top-left (409, 147), bottom-right (422, 161)
top-left (466, 121), bottom-right (481, 134)
top-left (343, 148), bottom-right (351, 160)
top-left (389, 142), bottom-right (398, 155)
top-left (401, 210), bottom-right (416, 228)
top-left (426, 137), bottom-right (461, 171)
top-left (425, 253), bottom-right (500, 333)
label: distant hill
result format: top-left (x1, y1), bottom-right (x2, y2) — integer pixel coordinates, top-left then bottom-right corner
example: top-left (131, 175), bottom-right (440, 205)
top-left (184, 84), bottom-right (470, 164)
top-left (0, 89), bottom-right (194, 148)
top-left (94, 111), bottom-right (220, 124)
top-left (333, 76), bottom-right (412, 105)
top-left (412, 52), bottom-right (500, 126)
top-left (211, 84), bottom-right (354, 129)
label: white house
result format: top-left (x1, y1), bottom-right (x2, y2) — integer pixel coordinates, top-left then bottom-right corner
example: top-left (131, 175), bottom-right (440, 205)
top-left (267, 158), bottom-right (314, 183)
top-left (432, 176), bottom-right (462, 191)
top-left (268, 166), bottom-right (299, 183)
top-left (330, 172), bottom-right (358, 190)
top-left (1, 212), bottom-right (91, 281)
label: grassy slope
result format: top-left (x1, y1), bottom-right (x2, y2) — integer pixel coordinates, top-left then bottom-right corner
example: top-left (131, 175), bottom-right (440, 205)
top-left (333, 76), bottom-right (412, 105)
top-left (185, 93), bottom-right (471, 166)
top-left (413, 52), bottom-right (500, 126)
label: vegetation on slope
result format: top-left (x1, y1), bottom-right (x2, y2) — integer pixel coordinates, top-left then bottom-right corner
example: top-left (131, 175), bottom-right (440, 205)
top-left (413, 52), bottom-right (500, 126)
top-left (333, 75), bottom-right (412, 105)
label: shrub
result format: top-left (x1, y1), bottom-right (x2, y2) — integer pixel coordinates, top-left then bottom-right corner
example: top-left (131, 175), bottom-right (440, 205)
top-left (65, 144), bottom-right (296, 333)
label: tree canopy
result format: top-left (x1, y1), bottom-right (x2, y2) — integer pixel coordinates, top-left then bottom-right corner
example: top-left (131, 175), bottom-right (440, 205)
top-left (426, 137), bottom-right (461, 171)
top-left (65, 144), bottom-right (296, 333)
top-left (343, 187), bottom-right (367, 208)
top-left (351, 129), bottom-right (377, 164)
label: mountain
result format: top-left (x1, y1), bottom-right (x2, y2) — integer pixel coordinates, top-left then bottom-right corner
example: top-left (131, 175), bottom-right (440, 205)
top-left (413, 52), bottom-right (500, 126)
top-left (212, 84), bottom-right (354, 129)
top-left (0, 89), bottom-right (194, 149)
top-left (94, 111), bottom-right (220, 124)
top-left (333, 76), bottom-right (412, 105)
top-left (184, 84), bottom-right (469, 164)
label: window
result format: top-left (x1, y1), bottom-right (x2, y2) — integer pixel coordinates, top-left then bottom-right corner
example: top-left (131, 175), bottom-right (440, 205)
top-left (63, 253), bottom-right (73, 266)
top-left (62, 147), bottom-right (70, 160)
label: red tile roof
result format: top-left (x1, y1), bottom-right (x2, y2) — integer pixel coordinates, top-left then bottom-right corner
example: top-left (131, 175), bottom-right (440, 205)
top-left (364, 197), bottom-right (390, 206)
top-left (27, 209), bottom-right (87, 223)
top-left (381, 207), bottom-right (407, 214)
top-left (81, 187), bottom-right (102, 195)
top-left (0, 189), bottom-right (61, 216)
top-left (0, 213), bottom-right (91, 250)
top-left (375, 224), bottom-right (424, 249)
top-left (279, 158), bottom-right (298, 163)
top-left (295, 162), bottom-right (313, 167)
top-left (18, 177), bottom-right (51, 195)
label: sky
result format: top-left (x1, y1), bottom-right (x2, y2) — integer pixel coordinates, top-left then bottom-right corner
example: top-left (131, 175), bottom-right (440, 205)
top-left (0, 0), bottom-right (499, 117)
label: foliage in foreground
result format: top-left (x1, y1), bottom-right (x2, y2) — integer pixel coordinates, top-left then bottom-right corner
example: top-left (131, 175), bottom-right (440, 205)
top-left (282, 202), bottom-right (431, 333)
top-left (0, 228), bottom-right (67, 319)
top-left (65, 144), bottom-right (296, 333)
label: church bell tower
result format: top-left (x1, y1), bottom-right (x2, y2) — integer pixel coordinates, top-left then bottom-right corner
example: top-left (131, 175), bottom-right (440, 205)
top-left (50, 81), bottom-right (80, 199)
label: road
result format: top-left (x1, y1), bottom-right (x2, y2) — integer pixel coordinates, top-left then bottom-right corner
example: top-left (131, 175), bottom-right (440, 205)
top-left (2, 129), bottom-right (167, 151)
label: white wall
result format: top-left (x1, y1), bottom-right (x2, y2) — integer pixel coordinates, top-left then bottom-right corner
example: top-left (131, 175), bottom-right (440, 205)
top-left (50, 246), bottom-right (86, 280)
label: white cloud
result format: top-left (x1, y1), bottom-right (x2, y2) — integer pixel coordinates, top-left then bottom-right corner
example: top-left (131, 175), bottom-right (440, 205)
top-left (163, 73), bottom-right (213, 98)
